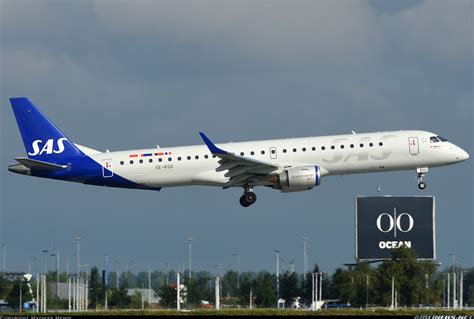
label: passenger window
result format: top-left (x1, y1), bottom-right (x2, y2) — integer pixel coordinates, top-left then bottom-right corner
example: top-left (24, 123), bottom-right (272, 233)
top-left (178, 157), bottom-right (182, 161)
top-left (168, 157), bottom-right (172, 161)
top-left (312, 147), bottom-right (316, 151)
top-left (129, 160), bottom-right (134, 164)
top-left (159, 158), bottom-right (163, 162)
top-left (283, 149), bottom-right (287, 153)
top-left (331, 145), bottom-right (335, 150)
top-left (271, 149), bottom-right (276, 154)
top-left (350, 144), bottom-right (354, 148)
top-left (379, 142), bottom-right (383, 146)
top-left (149, 159), bottom-right (153, 163)
top-left (302, 147), bottom-right (306, 152)
top-left (293, 148), bottom-right (297, 152)
top-left (240, 152), bottom-right (244, 156)
top-left (321, 146), bottom-right (326, 150)
top-left (360, 143), bottom-right (364, 148)
top-left (204, 155), bottom-right (209, 159)
top-left (251, 151), bottom-right (255, 155)
top-left (261, 150), bottom-right (265, 155)
top-left (340, 145), bottom-right (344, 149)
top-left (369, 143), bottom-right (373, 147)
top-left (139, 159), bottom-right (143, 164)
top-left (212, 154), bottom-right (217, 158)
top-left (195, 155), bottom-right (199, 160)
top-left (120, 161), bottom-right (124, 165)
top-left (187, 156), bottom-right (191, 160)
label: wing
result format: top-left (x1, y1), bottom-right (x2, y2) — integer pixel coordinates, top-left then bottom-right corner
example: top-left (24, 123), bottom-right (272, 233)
top-left (199, 132), bottom-right (279, 188)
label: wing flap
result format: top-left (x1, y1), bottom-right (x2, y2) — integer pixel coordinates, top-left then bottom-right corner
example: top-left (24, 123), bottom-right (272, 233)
top-left (199, 132), bottom-right (279, 187)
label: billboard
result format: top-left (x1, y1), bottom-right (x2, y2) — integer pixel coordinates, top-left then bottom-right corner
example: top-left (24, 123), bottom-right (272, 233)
top-left (355, 196), bottom-right (435, 260)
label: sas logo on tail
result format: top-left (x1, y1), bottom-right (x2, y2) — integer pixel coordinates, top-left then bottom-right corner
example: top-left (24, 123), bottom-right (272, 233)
top-left (28, 138), bottom-right (68, 156)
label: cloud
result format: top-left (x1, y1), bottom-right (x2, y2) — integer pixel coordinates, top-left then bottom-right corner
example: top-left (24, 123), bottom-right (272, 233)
top-left (92, 0), bottom-right (381, 64)
top-left (384, 0), bottom-right (472, 61)
top-left (0, 0), bottom-right (472, 270)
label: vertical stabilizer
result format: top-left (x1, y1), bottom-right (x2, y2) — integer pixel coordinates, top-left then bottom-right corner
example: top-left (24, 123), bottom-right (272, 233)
top-left (9, 97), bottom-right (83, 162)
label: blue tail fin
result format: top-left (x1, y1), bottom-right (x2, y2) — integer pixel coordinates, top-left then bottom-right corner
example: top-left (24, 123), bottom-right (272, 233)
top-left (10, 97), bottom-right (84, 162)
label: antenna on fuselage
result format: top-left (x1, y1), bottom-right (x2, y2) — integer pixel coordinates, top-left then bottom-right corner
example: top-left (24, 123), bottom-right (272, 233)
top-left (351, 131), bottom-right (356, 134)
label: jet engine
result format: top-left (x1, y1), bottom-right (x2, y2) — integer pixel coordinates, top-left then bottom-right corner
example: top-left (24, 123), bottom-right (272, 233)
top-left (274, 166), bottom-right (321, 193)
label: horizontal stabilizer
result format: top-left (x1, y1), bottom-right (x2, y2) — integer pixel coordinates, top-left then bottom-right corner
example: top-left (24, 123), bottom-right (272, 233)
top-left (14, 157), bottom-right (67, 171)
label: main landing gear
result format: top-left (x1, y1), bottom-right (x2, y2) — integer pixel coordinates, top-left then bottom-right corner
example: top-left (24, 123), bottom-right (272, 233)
top-left (240, 185), bottom-right (257, 207)
top-left (417, 167), bottom-right (428, 190)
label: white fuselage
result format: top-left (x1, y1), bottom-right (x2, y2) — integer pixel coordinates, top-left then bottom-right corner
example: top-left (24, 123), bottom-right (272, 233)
top-left (88, 130), bottom-right (468, 189)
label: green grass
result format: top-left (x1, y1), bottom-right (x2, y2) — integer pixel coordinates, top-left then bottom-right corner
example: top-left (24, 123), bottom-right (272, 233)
top-left (8, 308), bottom-right (474, 316)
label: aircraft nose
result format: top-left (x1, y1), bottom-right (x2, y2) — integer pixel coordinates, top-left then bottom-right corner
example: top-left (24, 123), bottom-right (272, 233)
top-left (456, 147), bottom-right (469, 162)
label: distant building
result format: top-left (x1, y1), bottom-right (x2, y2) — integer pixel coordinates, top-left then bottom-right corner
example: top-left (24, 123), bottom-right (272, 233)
top-left (49, 282), bottom-right (86, 300)
top-left (127, 289), bottom-right (160, 304)
top-left (2, 272), bottom-right (26, 281)
top-left (46, 283), bottom-right (160, 305)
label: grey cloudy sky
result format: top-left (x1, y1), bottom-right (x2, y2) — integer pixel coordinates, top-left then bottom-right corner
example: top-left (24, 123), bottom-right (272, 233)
top-left (0, 0), bottom-right (472, 275)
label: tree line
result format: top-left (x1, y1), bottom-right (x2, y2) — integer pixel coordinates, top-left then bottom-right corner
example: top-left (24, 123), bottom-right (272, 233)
top-left (1, 248), bottom-right (473, 309)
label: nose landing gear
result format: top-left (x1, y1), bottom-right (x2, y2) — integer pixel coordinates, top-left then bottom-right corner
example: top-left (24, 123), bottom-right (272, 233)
top-left (239, 185), bottom-right (257, 207)
top-left (417, 167), bottom-right (428, 190)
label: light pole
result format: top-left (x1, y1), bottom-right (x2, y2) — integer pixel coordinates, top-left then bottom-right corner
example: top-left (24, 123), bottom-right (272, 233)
top-left (115, 260), bottom-right (120, 288)
top-left (365, 274), bottom-right (369, 308)
top-left (215, 264), bottom-right (223, 279)
top-left (176, 256), bottom-right (181, 274)
top-left (186, 237), bottom-right (193, 280)
top-left (289, 261), bottom-right (295, 274)
top-left (74, 237), bottom-right (81, 277)
top-left (74, 237), bottom-right (81, 312)
top-left (148, 266), bottom-right (151, 306)
top-left (42, 249), bottom-right (49, 274)
top-left (82, 264), bottom-right (89, 311)
top-left (215, 264), bottom-right (223, 301)
top-left (125, 260), bottom-right (134, 288)
top-left (275, 250), bottom-right (280, 307)
top-left (164, 263), bottom-right (170, 286)
top-left (302, 238), bottom-right (308, 276)
top-left (82, 264), bottom-right (89, 278)
top-left (1, 243), bottom-right (6, 272)
top-left (28, 257), bottom-right (37, 274)
top-left (449, 253), bottom-right (456, 308)
top-left (232, 253), bottom-right (240, 289)
top-left (50, 251), bottom-right (60, 298)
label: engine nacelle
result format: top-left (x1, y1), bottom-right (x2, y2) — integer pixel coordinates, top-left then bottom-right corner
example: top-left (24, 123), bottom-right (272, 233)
top-left (276, 166), bottom-right (321, 193)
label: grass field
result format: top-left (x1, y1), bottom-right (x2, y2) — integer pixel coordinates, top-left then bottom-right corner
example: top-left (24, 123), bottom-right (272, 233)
top-left (7, 308), bottom-right (474, 316)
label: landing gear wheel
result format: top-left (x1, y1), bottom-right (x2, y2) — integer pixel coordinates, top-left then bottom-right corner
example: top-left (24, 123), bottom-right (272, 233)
top-left (240, 195), bottom-right (250, 207)
top-left (244, 192), bottom-right (257, 205)
top-left (239, 186), bottom-right (257, 207)
top-left (416, 169), bottom-right (428, 191)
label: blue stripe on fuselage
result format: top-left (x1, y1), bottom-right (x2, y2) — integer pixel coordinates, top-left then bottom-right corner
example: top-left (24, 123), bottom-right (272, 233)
top-left (31, 155), bottom-right (161, 191)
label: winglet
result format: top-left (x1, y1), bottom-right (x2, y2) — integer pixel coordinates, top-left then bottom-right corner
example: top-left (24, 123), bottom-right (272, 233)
top-left (199, 132), bottom-right (226, 155)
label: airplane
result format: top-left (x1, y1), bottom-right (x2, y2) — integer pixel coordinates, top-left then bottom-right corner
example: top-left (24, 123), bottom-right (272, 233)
top-left (8, 97), bottom-right (469, 207)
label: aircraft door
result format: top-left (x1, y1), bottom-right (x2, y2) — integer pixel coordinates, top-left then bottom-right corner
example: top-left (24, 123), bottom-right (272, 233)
top-left (102, 159), bottom-right (113, 178)
top-left (270, 147), bottom-right (277, 159)
top-left (408, 137), bottom-right (419, 156)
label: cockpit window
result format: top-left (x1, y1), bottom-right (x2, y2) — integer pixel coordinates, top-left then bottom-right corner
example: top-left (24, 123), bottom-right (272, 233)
top-left (437, 136), bottom-right (449, 142)
top-left (430, 136), bottom-right (440, 143)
